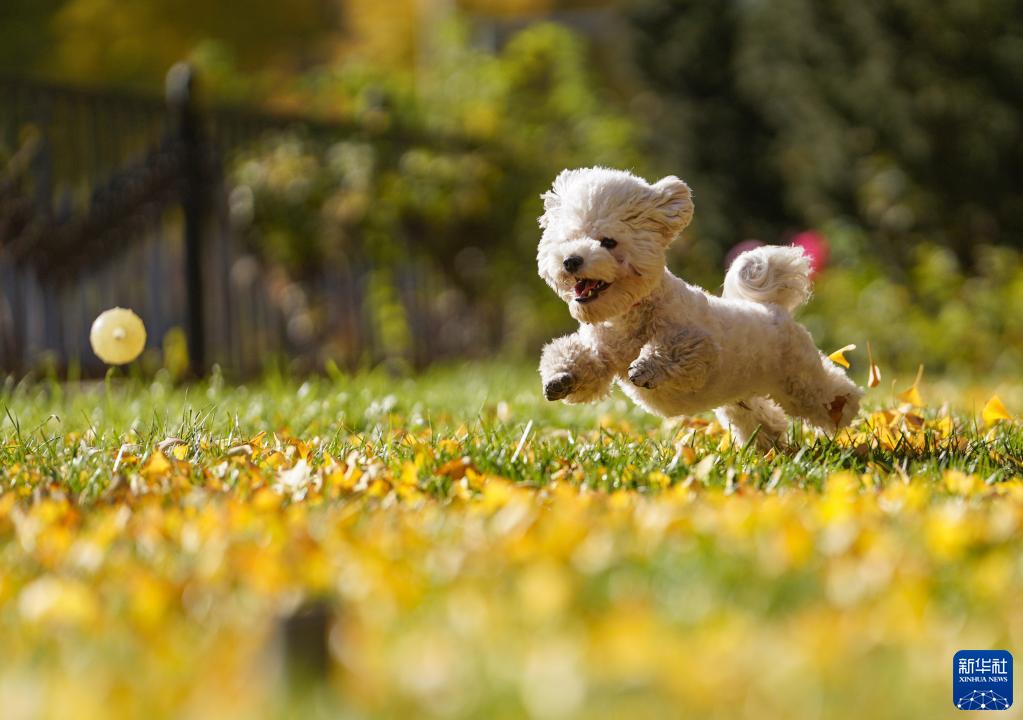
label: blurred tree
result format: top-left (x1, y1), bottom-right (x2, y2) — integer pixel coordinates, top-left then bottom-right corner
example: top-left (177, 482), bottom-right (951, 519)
top-left (737, 0), bottom-right (1023, 266)
top-left (629, 0), bottom-right (795, 260)
top-left (629, 0), bottom-right (1023, 266)
top-left (232, 21), bottom-right (644, 350)
top-left (334, 0), bottom-right (420, 68)
top-left (0, 0), bottom-right (65, 74)
top-left (8, 0), bottom-right (340, 93)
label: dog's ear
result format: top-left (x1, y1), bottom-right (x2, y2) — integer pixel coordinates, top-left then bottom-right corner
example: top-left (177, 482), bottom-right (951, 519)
top-left (647, 176), bottom-right (694, 242)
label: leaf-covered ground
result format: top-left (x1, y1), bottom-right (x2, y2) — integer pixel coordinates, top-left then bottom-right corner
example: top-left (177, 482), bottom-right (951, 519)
top-left (2, 364), bottom-right (1023, 719)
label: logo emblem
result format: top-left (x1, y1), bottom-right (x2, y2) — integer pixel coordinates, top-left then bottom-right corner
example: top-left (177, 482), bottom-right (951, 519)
top-left (954, 650), bottom-right (1013, 710)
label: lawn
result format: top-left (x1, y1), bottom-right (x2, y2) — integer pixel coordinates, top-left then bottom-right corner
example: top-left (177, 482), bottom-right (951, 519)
top-left (2, 363), bottom-right (1022, 719)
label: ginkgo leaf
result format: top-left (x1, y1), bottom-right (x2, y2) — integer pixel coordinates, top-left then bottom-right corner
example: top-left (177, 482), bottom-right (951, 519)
top-left (898, 385), bottom-right (924, 407)
top-left (897, 365), bottom-right (925, 407)
top-left (264, 451), bottom-right (286, 469)
top-left (400, 460), bottom-right (419, 486)
top-left (140, 450), bottom-right (172, 479)
top-left (982, 395), bottom-right (1011, 426)
top-left (867, 342), bottom-right (881, 388)
top-left (437, 456), bottom-right (474, 480)
top-left (828, 344), bottom-right (856, 368)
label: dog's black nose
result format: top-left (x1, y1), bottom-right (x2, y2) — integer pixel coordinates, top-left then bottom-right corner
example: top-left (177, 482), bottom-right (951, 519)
top-left (563, 255), bottom-right (583, 273)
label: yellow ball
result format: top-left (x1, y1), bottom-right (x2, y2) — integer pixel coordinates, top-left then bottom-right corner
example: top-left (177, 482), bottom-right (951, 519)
top-left (90, 308), bottom-right (147, 365)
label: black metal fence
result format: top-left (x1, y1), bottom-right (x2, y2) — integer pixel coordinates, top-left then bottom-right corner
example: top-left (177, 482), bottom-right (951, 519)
top-left (0, 67), bottom-right (501, 378)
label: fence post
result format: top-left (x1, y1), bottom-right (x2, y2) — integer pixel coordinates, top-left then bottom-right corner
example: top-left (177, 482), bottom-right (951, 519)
top-left (166, 63), bottom-right (206, 376)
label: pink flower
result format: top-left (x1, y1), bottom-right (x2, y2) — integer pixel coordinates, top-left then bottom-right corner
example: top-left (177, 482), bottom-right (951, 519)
top-left (791, 231), bottom-right (829, 276)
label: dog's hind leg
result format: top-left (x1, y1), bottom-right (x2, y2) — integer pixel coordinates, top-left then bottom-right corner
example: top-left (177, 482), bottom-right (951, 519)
top-left (716, 396), bottom-right (790, 451)
top-left (771, 325), bottom-right (862, 433)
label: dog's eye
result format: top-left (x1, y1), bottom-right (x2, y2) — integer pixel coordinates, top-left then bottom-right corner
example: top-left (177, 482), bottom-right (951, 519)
top-left (599, 237), bottom-right (617, 249)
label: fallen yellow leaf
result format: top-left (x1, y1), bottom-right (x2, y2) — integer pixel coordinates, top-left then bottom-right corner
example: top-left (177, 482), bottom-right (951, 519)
top-left (982, 395), bottom-right (1011, 426)
top-left (828, 344), bottom-right (856, 369)
top-left (140, 450), bottom-right (172, 479)
top-left (944, 469), bottom-right (982, 495)
top-left (437, 456), bottom-right (474, 480)
top-left (400, 460), bottom-right (419, 486)
top-left (867, 341), bottom-right (881, 388)
top-left (897, 365), bottom-right (925, 407)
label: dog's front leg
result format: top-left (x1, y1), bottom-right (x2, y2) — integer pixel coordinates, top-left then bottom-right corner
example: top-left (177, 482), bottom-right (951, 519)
top-left (540, 334), bottom-right (614, 403)
top-left (628, 327), bottom-right (716, 391)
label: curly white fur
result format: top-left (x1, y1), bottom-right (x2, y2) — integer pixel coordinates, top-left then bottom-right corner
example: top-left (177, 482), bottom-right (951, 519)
top-left (537, 167), bottom-right (862, 450)
top-left (723, 245), bottom-right (812, 311)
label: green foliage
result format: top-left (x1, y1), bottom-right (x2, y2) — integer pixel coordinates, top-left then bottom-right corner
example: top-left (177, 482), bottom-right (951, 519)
top-left (629, 0), bottom-right (1023, 263)
top-left (230, 21), bottom-right (645, 351)
top-left (0, 0), bottom-right (65, 74)
top-left (802, 230), bottom-right (1023, 377)
top-left (13, 0), bottom-right (340, 89)
top-left (630, 0), bottom-right (792, 259)
top-left (9, 3), bottom-right (1023, 377)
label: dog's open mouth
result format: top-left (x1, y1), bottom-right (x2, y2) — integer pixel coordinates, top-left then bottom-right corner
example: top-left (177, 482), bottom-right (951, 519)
top-left (573, 278), bottom-right (611, 303)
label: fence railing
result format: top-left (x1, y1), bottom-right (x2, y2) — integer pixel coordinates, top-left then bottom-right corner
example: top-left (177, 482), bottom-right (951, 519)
top-left (0, 67), bottom-right (503, 377)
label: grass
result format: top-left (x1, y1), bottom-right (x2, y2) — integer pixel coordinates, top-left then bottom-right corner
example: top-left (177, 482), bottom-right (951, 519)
top-left (1, 362), bottom-right (1023, 719)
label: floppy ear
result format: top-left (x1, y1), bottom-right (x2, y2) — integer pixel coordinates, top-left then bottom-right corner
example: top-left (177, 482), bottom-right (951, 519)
top-left (648, 176), bottom-right (694, 242)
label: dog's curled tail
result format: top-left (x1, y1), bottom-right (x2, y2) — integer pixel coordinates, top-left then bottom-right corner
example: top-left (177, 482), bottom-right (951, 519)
top-left (722, 245), bottom-right (812, 312)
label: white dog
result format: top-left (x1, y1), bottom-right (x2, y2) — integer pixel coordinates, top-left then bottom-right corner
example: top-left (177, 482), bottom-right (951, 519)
top-left (537, 167), bottom-right (862, 449)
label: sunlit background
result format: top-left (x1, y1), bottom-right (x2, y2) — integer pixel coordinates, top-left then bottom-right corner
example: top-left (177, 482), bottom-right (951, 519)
top-left (2, 0), bottom-right (1022, 379)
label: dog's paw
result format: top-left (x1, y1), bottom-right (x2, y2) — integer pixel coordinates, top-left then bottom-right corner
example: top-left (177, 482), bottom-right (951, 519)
top-left (628, 361), bottom-right (662, 389)
top-left (543, 372), bottom-right (576, 401)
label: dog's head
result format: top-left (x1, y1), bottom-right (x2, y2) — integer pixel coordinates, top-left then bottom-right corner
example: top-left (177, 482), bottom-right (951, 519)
top-left (537, 167), bottom-right (693, 323)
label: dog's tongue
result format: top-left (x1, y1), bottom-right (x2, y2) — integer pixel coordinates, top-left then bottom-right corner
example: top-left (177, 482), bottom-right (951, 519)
top-left (574, 279), bottom-right (596, 296)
